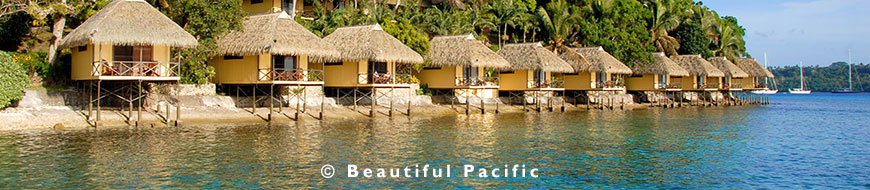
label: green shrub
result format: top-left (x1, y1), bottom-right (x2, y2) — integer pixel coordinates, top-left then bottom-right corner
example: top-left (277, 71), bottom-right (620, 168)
top-left (0, 51), bottom-right (30, 109)
top-left (9, 52), bottom-right (70, 85)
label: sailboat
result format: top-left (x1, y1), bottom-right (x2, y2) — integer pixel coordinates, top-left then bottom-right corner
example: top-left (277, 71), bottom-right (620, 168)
top-left (789, 61), bottom-right (812, 94)
top-left (752, 52), bottom-right (779, 95)
top-left (833, 49), bottom-right (858, 93)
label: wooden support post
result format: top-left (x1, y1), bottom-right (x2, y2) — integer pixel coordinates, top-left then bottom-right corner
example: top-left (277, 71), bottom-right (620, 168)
top-left (522, 93), bottom-right (527, 112)
top-left (481, 92), bottom-right (486, 114)
top-left (137, 80), bottom-right (142, 127)
top-left (586, 94), bottom-right (590, 110)
top-left (353, 88), bottom-right (357, 111)
top-left (88, 81), bottom-right (93, 121)
top-left (296, 86), bottom-right (301, 119)
top-left (128, 84), bottom-right (133, 123)
top-left (465, 90), bottom-right (470, 115)
top-left (165, 99), bottom-right (171, 124)
top-left (495, 93), bottom-right (500, 114)
top-left (370, 87), bottom-right (375, 117)
top-left (561, 91), bottom-right (565, 112)
top-left (175, 81), bottom-right (181, 127)
top-left (302, 85), bottom-right (307, 113)
top-left (389, 86), bottom-right (394, 117)
top-left (96, 80), bottom-right (101, 127)
top-left (269, 84), bottom-right (274, 121)
top-left (320, 87), bottom-right (325, 120)
top-left (252, 85), bottom-right (257, 113)
top-left (407, 86), bottom-right (411, 116)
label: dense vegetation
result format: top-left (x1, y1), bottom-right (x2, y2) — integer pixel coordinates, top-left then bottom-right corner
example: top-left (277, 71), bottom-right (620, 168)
top-left (1, 0), bottom-right (750, 86)
top-left (0, 52), bottom-right (30, 109)
top-left (770, 62), bottom-right (869, 92)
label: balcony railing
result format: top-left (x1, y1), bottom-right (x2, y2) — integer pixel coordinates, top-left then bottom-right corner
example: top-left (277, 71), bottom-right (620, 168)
top-left (531, 79), bottom-right (565, 88)
top-left (367, 72), bottom-right (413, 84)
top-left (705, 83), bottom-right (720, 89)
top-left (457, 76), bottom-right (499, 86)
top-left (258, 68), bottom-right (323, 82)
top-left (93, 61), bottom-right (179, 77)
top-left (730, 83), bottom-right (742, 89)
top-left (667, 83), bottom-right (682, 89)
top-left (596, 81), bottom-right (625, 89)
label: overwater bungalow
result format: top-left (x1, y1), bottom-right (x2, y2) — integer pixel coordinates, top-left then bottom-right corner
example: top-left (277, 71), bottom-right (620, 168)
top-left (60, 0), bottom-right (198, 126)
top-left (708, 57), bottom-right (749, 91)
top-left (497, 42), bottom-right (574, 111)
top-left (322, 24), bottom-right (424, 116)
top-left (734, 58), bottom-right (775, 90)
top-left (209, 12), bottom-right (341, 120)
top-left (416, 34), bottom-right (511, 113)
top-left (561, 47), bottom-right (633, 91)
top-left (626, 52), bottom-right (689, 103)
top-left (671, 55), bottom-right (726, 104)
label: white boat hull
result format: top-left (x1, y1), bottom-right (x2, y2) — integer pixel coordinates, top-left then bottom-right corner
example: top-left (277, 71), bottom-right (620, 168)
top-left (751, 90), bottom-right (779, 95)
top-left (789, 89), bottom-right (812, 94)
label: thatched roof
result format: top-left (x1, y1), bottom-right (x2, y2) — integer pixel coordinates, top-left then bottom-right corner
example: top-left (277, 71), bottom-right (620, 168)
top-left (632, 52), bottom-right (689, 76)
top-left (734, 58), bottom-right (775, 78)
top-left (323, 24), bottom-right (424, 64)
top-left (707, 57), bottom-right (749, 78)
top-left (567, 47), bottom-right (633, 74)
top-left (59, 0), bottom-right (197, 49)
top-left (426, 34), bottom-right (509, 69)
top-left (497, 42), bottom-right (573, 73)
top-left (671, 55), bottom-right (725, 77)
top-left (216, 12), bottom-right (340, 62)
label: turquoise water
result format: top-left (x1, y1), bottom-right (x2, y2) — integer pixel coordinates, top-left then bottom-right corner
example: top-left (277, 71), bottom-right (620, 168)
top-left (1, 93), bottom-right (869, 189)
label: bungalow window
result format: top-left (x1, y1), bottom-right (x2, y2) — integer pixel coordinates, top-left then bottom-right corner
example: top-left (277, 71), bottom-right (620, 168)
top-left (77, 46), bottom-right (87, 52)
top-left (658, 74), bottom-right (667, 88)
top-left (500, 71), bottom-right (514, 74)
top-left (596, 72), bottom-right (606, 83)
top-left (533, 69), bottom-right (545, 83)
top-left (224, 55), bottom-right (244, 60)
top-left (370, 62), bottom-right (388, 74)
top-left (250, 0), bottom-right (263, 4)
top-left (273, 55), bottom-right (297, 71)
top-left (282, 0), bottom-right (295, 15)
top-left (423, 66), bottom-right (441, 70)
top-left (463, 66), bottom-right (479, 80)
top-left (697, 76), bottom-right (706, 87)
top-left (113, 45), bottom-right (152, 62)
top-left (324, 62), bottom-right (343, 66)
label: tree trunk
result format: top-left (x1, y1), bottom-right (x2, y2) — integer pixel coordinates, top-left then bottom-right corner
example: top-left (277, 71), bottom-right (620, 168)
top-left (47, 0), bottom-right (67, 64)
top-left (394, 0), bottom-right (400, 11)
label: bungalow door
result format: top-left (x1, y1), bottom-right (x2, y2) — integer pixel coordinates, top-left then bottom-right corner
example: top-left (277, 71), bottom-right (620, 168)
top-left (658, 74), bottom-right (667, 89)
top-left (283, 0), bottom-right (295, 15)
top-left (272, 55), bottom-right (297, 80)
top-left (533, 69), bottom-right (545, 87)
top-left (596, 72), bottom-right (606, 87)
top-left (463, 66), bottom-right (479, 85)
top-left (696, 76), bottom-right (706, 88)
top-left (112, 45), bottom-right (152, 76)
top-left (369, 62), bottom-right (388, 84)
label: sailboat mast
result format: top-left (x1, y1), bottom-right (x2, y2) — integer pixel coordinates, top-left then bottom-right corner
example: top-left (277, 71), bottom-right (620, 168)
top-left (849, 49), bottom-right (853, 90)
top-left (799, 61), bottom-right (805, 89)
top-left (764, 52), bottom-right (769, 86)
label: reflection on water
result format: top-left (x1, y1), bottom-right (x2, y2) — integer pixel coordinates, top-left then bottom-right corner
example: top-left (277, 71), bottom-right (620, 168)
top-left (1, 93), bottom-right (869, 188)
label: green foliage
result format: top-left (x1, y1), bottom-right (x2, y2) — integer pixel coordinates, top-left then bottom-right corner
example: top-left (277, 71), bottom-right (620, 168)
top-left (381, 19), bottom-right (430, 57)
top-left (536, 0), bottom-right (579, 52)
top-left (674, 17), bottom-right (712, 57)
top-left (151, 0), bottom-right (246, 84)
top-left (0, 51), bottom-right (30, 109)
top-left (574, 0), bottom-right (655, 67)
top-left (771, 63), bottom-right (870, 92)
top-left (0, 12), bottom-right (32, 51)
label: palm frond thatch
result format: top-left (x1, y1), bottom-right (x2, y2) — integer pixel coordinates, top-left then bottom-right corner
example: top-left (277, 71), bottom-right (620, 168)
top-left (671, 54), bottom-right (726, 77)
top-left (707, 56), bottom-right (749, 78)
top-left (59, 0), bottom-right (197, 49)
top-left (565, 47), bottom-right (633, 74)
top-left (426, 34), bottom-right (509, 69)
top-left (323, 24), bottom-right (424, 64)
top-left (497, 42), bottom-right (573, 73)
top-left (632, 52), bottom-right (689, 76)
top-left (217, 12), bottom-right (341, 62)
top-left (734, 58), bottom-right (775, 78)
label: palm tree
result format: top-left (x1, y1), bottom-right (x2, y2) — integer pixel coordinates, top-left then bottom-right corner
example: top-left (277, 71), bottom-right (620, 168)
top-left (485, 0), bottom-right (524, 48)
top-left (712, 18), bottom-right (746, 61)
top-left (537, 0), bottom-right (579, 53)
top-left (645, 0), bottom-right (688, 56)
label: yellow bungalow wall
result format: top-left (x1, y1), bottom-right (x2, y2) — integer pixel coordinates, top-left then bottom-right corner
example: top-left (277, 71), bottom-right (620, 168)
top-left (499, 70), bottom-right (529, 91)
top-left (417, 66), bottom-right (456, 89)
top-left (565, 72), bottom-right (593, 90)
top-left (209, 54), bottom-right (311, 84)
top-left (70, 43), bottom-right (170, 81)
top-left (323, 60), bottom-right (397, 87)
top-left (676, 76), bottom-right (697, 91)
top-left (626, 74), bottom-right (658, 91)
top-left (706, 76), bottom-right (722, 88)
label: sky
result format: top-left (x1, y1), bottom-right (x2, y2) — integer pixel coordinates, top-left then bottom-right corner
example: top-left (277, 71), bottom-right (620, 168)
top-left (701, 0), bottom-right (870, 67)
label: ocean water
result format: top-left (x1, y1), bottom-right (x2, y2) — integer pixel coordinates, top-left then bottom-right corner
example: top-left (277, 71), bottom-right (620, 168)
top-left (0, 93), bottom-right (869, 189)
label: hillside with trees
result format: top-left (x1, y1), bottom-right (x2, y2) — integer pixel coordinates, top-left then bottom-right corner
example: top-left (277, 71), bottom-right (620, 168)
top-left (770, 62), bottom-right (869, 92)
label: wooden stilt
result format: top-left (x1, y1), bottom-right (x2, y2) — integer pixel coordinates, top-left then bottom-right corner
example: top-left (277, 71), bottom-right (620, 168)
top-left (481, 91), bottom-right (486, 114)
top-left (96, 80), bottom-right (101, 127)
top-left (175, 81), bottom-right (182, 126)
top-left (269, 84), bottom-right (274, 121)
top-left (295, 86), bottom-right (301, 119)
top-left (389, 86), bottom-right (394, 117)
top-left (88, 81), bottom-right (93, 121)
top-left (319, 87), bottom-right (325, 120)
top-left (302, 85), bottom-right (307, 113)
top-left (353, 88), bottom-right (357, 111)
top-left (465, 90), bottom-right (470, 115)
top-left (370, 87), bottom-right (375, 117)
top-left (137, 80), bottom-right (142, 127)
top-left (407, 86), bottom-right (411, 116)
top-left (252, 85), bottom-right (257, 113)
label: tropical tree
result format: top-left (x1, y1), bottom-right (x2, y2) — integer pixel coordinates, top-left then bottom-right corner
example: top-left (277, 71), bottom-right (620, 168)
top-left (673, 15), bottom-right (712, 57)
top-left (643, 0), bottom-right (690, 56)
top-left (712, 16), bottom-right (747, 61)
top-left (536, 0), bottom-right (579, 53)
top-left (484, 0), bottom-right (526, 48)
top-left (574, 0), bottom-right (655, 67)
